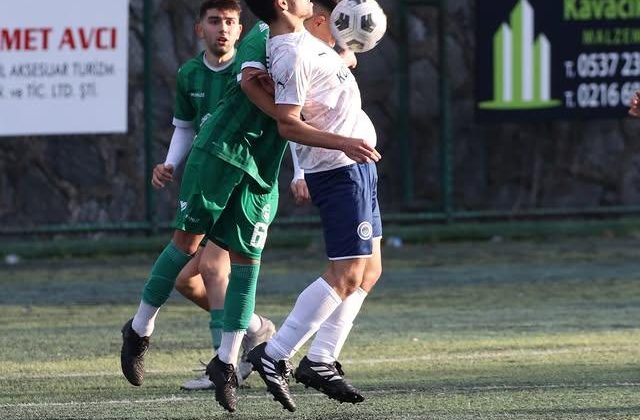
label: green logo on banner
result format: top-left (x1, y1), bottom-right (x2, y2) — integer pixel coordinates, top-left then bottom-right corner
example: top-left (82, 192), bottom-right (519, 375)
top-left (479, 0), bottom-right (561, 110)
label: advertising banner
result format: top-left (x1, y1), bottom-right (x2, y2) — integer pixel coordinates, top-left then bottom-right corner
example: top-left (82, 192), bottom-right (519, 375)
top-left (0, 0), bottom-right (129, 136)
top-left (476, 0), bottom-right (640, 122)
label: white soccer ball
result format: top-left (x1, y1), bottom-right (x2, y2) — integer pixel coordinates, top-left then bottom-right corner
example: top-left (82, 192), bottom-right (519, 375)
top-left (330, 0), bottom-right (387, 53)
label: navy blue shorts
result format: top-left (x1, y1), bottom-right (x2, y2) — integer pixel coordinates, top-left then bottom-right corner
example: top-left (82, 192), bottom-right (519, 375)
top-left (305, 163), bottom-right (382, 260)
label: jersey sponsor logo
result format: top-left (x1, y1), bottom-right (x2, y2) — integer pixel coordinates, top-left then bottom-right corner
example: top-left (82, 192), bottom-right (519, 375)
top-left (186, 216), bottom-right (200, 224)
top-left (357, 221), bottom-right (373, 240)
top-left (337, 67), bottom-right (350, 84)
top-left (190, 92), bottom-right (205, 98)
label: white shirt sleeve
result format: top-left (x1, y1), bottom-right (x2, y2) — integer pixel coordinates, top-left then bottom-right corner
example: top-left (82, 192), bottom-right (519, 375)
top-left (164, 124), bottom-right (195, 168)
top-left (273, 51), bottom-right (310, 106)
top-left (289, 142), bottom-right (304, 182)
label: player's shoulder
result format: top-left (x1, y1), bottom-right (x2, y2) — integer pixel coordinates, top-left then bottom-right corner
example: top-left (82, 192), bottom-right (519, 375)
top-left (271, 31), bottom-right (324, 70)
top-left (177, 52), bottom-right (205, 76)
top-left (242, 21), bottom-right (270, 44)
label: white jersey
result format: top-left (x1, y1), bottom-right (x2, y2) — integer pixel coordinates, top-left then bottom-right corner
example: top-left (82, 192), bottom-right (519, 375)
top-left (268, 30), bottom-right (377, 173)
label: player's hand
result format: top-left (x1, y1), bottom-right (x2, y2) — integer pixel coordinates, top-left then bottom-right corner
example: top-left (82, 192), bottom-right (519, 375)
top-left (290, 178), bottom-right (310, 205)
top-left (339, 49), bottom-right (357, 69)
top-left (152, 163), bottom-right (174, 189)
top-left (629, 90), bottom-right (640, 118)
top-left (340, 138), bottom-right (381, 163)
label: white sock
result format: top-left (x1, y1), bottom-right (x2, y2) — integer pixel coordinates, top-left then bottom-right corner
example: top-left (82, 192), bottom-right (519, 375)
top-left (307, 287), bottom-right (367, 364)
top-left (266, 278), bottom-right (342, 360)
top-left (132, 301), bottom-right (159, 337)
top-left (247, 313), bottom-right (262, 335)
top-left (218, 330), bottom-right (245, 366)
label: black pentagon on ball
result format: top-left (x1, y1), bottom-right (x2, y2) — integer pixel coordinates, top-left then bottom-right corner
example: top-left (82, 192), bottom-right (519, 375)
top-left (335, 13), bottom-right (351, 31)
top-left (360, 14), bottom-right (376, 33)
top-left (346, 39), bottom-right (365, 50)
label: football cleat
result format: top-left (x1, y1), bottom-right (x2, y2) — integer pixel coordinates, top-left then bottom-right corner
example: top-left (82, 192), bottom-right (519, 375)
top-left (181, 373), bottom-right (215, 391)
top-left (294, 356), bottom-right (364, 404)
top-left (206, 356), bottom-right (239, 413)
top-left (120, 318), bottom-right (150, 386)
top-left (246, 342), bottom-right (296, 412)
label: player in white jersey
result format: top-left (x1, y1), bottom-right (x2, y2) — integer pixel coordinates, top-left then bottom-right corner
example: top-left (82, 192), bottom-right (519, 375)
top-left (244, 0), bottom-right (383, 410)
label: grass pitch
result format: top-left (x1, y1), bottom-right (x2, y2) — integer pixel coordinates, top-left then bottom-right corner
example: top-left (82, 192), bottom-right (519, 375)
top-left (1, 236), bottom-right (639, 419)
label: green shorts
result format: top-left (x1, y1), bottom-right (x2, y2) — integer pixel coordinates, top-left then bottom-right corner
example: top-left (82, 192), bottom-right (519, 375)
top-left (172, 147), bottom-right (279, 259)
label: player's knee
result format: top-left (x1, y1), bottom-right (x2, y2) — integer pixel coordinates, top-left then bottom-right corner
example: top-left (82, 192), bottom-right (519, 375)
top-left (198, 260), bottom-right (228, 287)
top-left (361, 265), bottom-right (382, 291)
top-left (335, 268), bottom-right (363, 297)
top-left (171, 232), bottom-right (201, 256)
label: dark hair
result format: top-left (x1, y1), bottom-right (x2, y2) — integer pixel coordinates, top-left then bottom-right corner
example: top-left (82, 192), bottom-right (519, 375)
top-left (199, 0), bottom-right (242, 20)
top-left (313, 0), bottom-right (338, 13)
top-left (243, 0), bottom-right (277, 24)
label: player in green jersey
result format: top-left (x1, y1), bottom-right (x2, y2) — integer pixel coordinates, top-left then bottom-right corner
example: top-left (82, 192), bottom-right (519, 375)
top-left (120, 12), bottom-right (377, 414)
top-left (150, 0), bottom-right (278, 392)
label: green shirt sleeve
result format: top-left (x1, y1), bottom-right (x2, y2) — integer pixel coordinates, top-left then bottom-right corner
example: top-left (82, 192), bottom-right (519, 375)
top-left (234, 22), bottom-right (269, 77)
top-left (174, 66), bottom-right (195, 123)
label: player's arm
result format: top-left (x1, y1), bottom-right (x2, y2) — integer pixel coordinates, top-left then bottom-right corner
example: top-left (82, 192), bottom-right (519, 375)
top-left (338, 47), bottom-right (357, 69)
top-left (289, 142), bottom-right (310, 205)
top-left (153, 67), bottom-right (196, 189)
top-left (240, 67), bottom-right (278, 119)
top-left (276, 104), bottom-right (380, 163)
top-left (629, 90), bottom-right (640, 117)
top-left (152, 121), bottom-right (195, 189)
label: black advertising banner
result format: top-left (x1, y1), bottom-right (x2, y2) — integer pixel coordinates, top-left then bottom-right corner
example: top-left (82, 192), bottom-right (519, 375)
top-left (476, 0), bottom-right (640, 122)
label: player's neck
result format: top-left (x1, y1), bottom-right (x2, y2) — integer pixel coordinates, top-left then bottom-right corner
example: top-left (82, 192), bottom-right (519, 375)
top-left (270, 15), bottom-right (306, 37)
top-left (204, 49), bottom-right (235, 69)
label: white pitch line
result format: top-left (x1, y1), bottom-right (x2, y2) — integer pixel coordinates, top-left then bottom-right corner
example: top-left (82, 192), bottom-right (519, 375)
top-left (2, 383), bottom-right (640, 410)
top-left (0, 346), bottom-right (632, 381)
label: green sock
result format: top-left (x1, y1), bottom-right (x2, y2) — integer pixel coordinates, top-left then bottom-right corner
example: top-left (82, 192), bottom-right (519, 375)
top-left (223, 264), bottom-right (260, 331)
top-left (209, 309), bottom-right (224, 351)
top-left (141, 241), bottom-right (192, 307)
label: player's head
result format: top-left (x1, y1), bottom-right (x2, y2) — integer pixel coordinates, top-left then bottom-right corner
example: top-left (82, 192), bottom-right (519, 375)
top-left (244, 0), bottom-right (313, 25)
top-left (196, 0), bottom-right (243, 58)
top-left (303, 0), bottom-right (337, 43)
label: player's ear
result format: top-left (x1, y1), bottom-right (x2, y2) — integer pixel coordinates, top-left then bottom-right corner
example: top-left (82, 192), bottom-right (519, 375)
top-left (195, 21), bottom-right (204, 39)
top-left (276, 0), bottom-right (288, 12)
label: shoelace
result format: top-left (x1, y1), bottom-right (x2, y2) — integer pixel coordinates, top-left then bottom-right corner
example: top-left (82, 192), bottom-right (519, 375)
top-left (134, 336), bottom-right (149, 355)
top-left (191, 360), bottom-right (208, 373)
top-left (222, 364), bottom-right (238, 386)
top-left (277, 360), bottom-right (294, 383)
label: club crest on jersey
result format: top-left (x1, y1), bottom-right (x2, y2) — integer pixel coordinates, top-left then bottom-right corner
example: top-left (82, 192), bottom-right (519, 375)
top-left (180, 201), bottom-right (188, 212)
top-left (357, 221), bottom-right (373, 240)
top-left (262, 204), bottom-right (271, 222)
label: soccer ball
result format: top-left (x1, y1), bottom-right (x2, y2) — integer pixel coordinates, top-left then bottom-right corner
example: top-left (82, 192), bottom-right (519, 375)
top-left (330, 0), bottom-right (387, 53)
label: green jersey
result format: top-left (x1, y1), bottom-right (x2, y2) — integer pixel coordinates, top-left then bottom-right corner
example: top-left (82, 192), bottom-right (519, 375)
top-left (193, 22), bottom-right (287, 191)
top-left (174, 51), bottom-right (235, 133)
